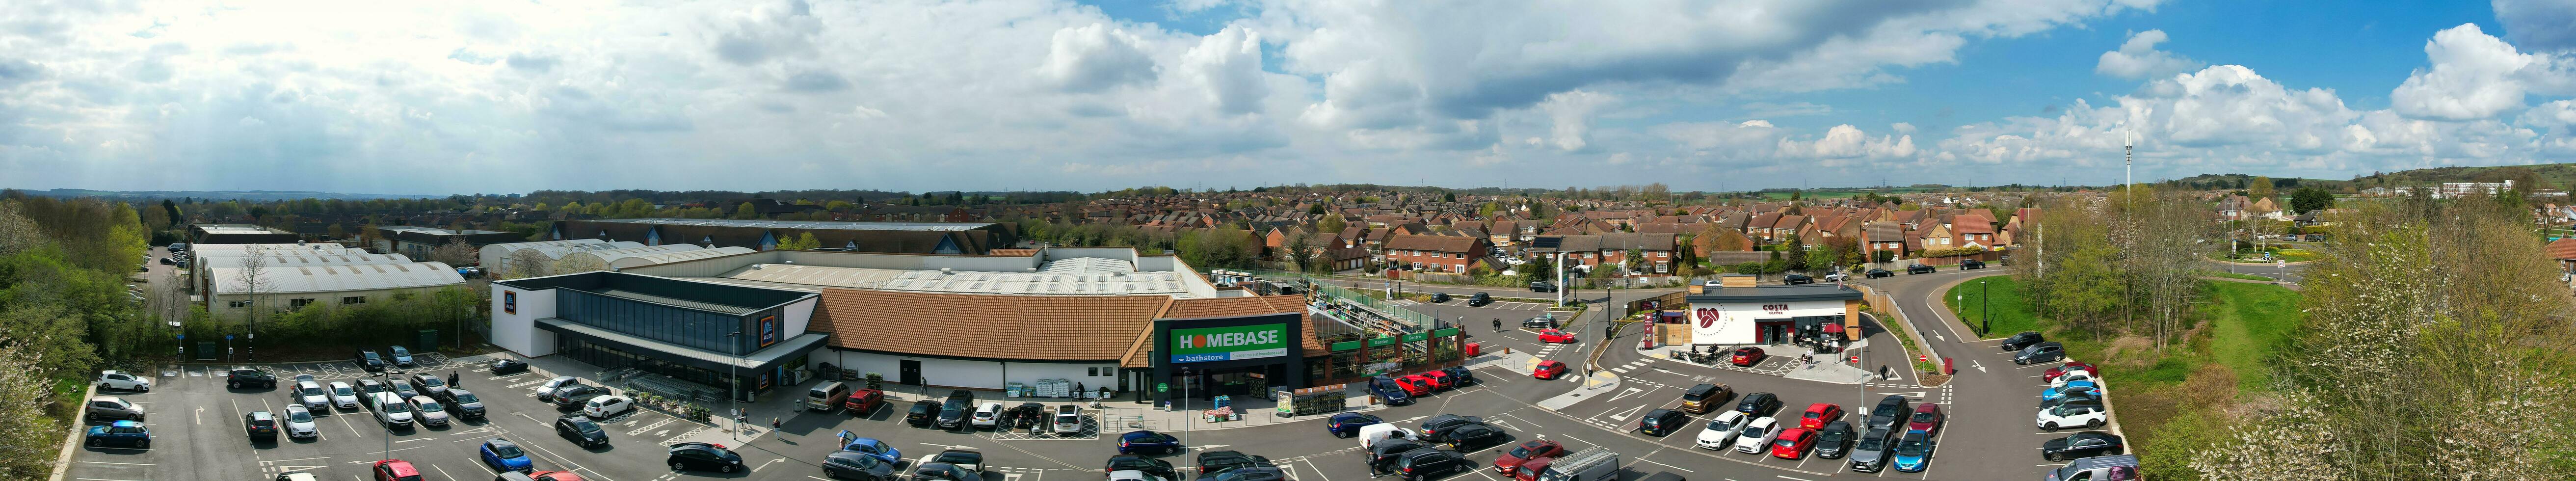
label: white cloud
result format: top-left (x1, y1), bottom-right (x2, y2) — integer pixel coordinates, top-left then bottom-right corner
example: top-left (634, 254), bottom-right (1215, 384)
top-left (1040, 23), bottom-right (1159, 93)
top-left (1538, 91), bottom-right (1613, 152)
top-left (1179, 26), bottom-right (1267, 115)
top-left (2390, 24), bottom-right (2576, 121)
top-left (2095, 29), bottom-right (2202, 79)
top-left (1777, 124), bottom-right (1915, 161)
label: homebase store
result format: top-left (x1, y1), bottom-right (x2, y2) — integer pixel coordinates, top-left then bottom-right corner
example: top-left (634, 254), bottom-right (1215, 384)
top-left (1150, 313), bottom-right (1307, 406)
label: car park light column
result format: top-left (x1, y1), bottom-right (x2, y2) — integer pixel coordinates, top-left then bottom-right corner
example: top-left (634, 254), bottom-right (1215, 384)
top-left (727, 330), bottom-right (742, 441)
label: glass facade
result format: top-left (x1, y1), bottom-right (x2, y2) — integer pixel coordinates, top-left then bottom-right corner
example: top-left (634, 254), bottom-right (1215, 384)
top-left (558, 338), bottom-right (739, 391)
top-left (556, 290), bottom-right (750, 354)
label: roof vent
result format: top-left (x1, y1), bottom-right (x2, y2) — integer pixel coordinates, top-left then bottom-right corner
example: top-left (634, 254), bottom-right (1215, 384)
top-left (941, 267), bottom-right (955, 275)
top-left (784, 260), bottom-right (795, 265)
top-left (751, 264), bottom-right (764, 269)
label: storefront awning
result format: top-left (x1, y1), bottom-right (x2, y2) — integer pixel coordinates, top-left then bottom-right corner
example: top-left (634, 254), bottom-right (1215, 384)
top-left (536, 318), bottom-right (829, 373)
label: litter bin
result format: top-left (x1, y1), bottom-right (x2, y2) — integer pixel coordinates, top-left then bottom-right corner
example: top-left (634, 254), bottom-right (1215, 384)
top-left (1462, 342), bottom-right (1482, 357)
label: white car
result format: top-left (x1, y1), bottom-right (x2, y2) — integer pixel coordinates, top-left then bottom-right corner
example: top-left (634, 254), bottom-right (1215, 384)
top-left (1109, 469), bottom-right (1170, 481)
top-left (1732, 416), bottom-right (1780, 454)
top-left (281, 405), bottom-right (319, 439)
top-left (326, 381), bottom-right (362, 409)
top-left (1052, 405), bottom-right (1084, 435)
top-left (372, 393), bottom-right (415, 429)
top-left (2050, 371), bottom-right (2098, 389)
top-left (1824, 272), bottom-right (1849, 282)
top-left (1357, 425), bottom-right (1420, 450)
top-left (1695, 411), bottom-right (1747, 450)
top-left (583, 395), bottom-right (635, 419)
top-left (292, 380), bottom-right (331, 410)
top-left (96, 370), bottom-right (153, 392)
top-left (408, 396), bottom-right (451, 427)
top-left (2037, 403), bottom-right (2109, 431)
top-left (969, 402), bottom-right (1005, 429)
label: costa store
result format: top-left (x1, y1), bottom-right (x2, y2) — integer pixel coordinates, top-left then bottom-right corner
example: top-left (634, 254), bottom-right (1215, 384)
top-left (1682, 284), bottom-right (1863, 346)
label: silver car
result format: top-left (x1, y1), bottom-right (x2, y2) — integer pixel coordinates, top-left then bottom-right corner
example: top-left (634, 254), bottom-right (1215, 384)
top-left (292, 379), bottom-right (331, 410)
top-left (408, 396), bottom-right (451, 427)
top-left (1847, 428), bottom-right (1895, 472)
top-left (281, 405), bottom-right (319, 439)
top-left (327, 381), bottom-right (362, 409)
top-left (534, 376), bottom-right (583, 403)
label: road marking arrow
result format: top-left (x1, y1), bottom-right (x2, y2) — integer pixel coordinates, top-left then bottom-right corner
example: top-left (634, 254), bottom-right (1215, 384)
top-left (1971, 360), bottom-right (1988, 373)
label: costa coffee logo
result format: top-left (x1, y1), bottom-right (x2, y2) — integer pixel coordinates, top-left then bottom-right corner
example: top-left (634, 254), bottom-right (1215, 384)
top-left (1695, 308), bottom-right (1723, 328)
top-left (1763, 304), bottom-right (1789, 314)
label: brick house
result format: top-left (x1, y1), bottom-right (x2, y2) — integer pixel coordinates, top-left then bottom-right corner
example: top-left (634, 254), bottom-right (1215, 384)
top-left (1860, 221), bottom-right (1911, 261)
top-left (1951, 214), bottom-right (1996, 248)
top-left (1527, 233), bottom-right (1681, 276)
top-left (1383, 234), bottom-right (1493, 273)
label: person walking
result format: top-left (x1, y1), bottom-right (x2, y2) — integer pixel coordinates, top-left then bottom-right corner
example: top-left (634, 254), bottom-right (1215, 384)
top-left (1492, 318), bottom-right (1503, 332)
top-left (448, 371), bottom-right (460, 389)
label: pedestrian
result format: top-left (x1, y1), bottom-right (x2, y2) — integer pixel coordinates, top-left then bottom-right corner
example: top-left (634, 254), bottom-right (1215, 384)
top-left (1492, 318), bottom-right (1503, 332)
top-left (771, 417), bottom-right (781, 431)
top-left (448, 371), bottom-right (460, 389)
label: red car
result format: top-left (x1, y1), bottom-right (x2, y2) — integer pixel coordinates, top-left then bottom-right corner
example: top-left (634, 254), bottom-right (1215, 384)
top-left (528, 472), bottom-right (585, 481)
top-left (1730, 347), bottom-right (1766, 366)
top-left (1493, 440), bottom-right (1565, 474)
top-left (2044, 362), bottom-right (2098, 382)
top-left (372, 460), bottom-right (423, 481)
top-left (1509, 456), bottom-right (1556, 481)
top-left (1906, 403), bottom-right (1944, 435)
top-left (1798, 403), bottom-right (1842, 429)
top-left (1422, 370), bottom-right (1457, 390)
top-left (1769, 428), bottom-right (1816, 459)
top-left (1533, 361), bottom-right (1569, 380)
top-left (1397, 375), bottom-right (1435, 396)
top-left (1536, 329), bottom-right (1576, 344)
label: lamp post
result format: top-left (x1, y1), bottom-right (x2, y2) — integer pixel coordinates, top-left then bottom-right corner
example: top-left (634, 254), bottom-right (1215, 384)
top-left (1178, 367), bottom-right (1194, 449)
top-left (376, 370), bottom-right (396, 461)
top-left (727, 330), bottom-right (743, 441)
top-left (1980, 279), bottom-right (1992, 335)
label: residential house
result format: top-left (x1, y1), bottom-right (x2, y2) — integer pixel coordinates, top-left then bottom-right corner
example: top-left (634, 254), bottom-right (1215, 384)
top-left (1382, 234), bottom-right (1492, 273)
top-left (1860, 221), bottom-right (1910, 261)
top-left (1950, 214), bottom-right (1996, 248)
top-left (1526, 233), bottom-right (1681, 276)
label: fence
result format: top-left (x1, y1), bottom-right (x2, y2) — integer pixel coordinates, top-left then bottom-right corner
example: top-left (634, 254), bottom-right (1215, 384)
top-left (1309, 282), bottom-right (1436, 330)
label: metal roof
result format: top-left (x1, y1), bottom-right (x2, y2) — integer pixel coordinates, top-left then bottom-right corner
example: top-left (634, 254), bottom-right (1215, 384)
top-left (208, 262), bottom-right (466, 294)
top-left (702, 260), bottom-right (1195, 297)
top-left (379, 226), bottom-right (509, 236)
top-left (585, 218), bottom-right (997, 232)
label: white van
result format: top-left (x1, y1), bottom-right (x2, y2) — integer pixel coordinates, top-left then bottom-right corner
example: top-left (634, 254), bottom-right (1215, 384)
top-left (807, 381), bottom-right (851, 412)
top-left (1357, 424), bottom-right (1421, 450)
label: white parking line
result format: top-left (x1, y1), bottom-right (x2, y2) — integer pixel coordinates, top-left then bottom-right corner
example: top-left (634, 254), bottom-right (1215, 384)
top-left (76, 478), bottom-right (152, 481)
top-left (76, 461), bottom-right (157, 466)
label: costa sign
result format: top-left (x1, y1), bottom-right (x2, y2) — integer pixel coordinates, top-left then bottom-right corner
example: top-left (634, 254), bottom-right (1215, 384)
top-left (1694, 308), bottom-right (1724, 328)
top-left (1762, 304), bottom-right (1789, 314)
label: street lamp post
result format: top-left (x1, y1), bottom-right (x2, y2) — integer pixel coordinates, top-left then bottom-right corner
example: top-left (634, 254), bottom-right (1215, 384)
top-left (1981, 279), bottom-right (1992, 335)
top-left (1178, 367), bottom-right (1194, 449)
top-left (727, 330), bottom-right (744, 441)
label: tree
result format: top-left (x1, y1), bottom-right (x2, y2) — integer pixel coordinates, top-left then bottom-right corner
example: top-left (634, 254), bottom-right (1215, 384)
top-left (2288, 187), bottom-right (2335, 214)
top-left (233, 252), bottom-right (276, 359)
top-left (430, 237), bottom-right (477, 267)
top-left (775, 232), bottom-right (822, 250)
top-left (0, 338), bottom-right (63, 479)
top-left (504, 249), bottom-right (553, 279)
top-left (551, 253), bottom-right (608, 274)
top-left (2246, 176), bottom-right (2276, 203)
top-left (1307, 204), bottom-right (1326, 215)
top-left (1780, 234), bottom-right (1807, 272)
top-left (1285, 233), bottom-right (1316, 270)
top-left (1316, 214), bottom-right (1348, 236)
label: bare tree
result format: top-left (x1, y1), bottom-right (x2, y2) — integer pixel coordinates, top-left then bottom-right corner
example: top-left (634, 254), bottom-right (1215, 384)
top-left (429, 237), bottom-right (477, 267)
top-left (504, 249), bottom-right (553, 279)
top-left (551, 253), bottom-right (608, 274)
top-left (233, 253), bottom-right (276, 360)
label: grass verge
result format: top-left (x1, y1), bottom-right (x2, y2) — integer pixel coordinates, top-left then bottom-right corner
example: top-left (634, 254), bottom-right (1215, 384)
top-left (1944, 276), bottom-right (2036, 336)
top-left (2197, 270), bottom-right (2279, 282)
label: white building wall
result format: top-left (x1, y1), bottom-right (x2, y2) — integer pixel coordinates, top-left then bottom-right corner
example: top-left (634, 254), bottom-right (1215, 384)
top-left (490, 284), bottom-right (559, 357)
top-left (781, 297), bottom-right (816, 336)
top-left (1688, 299), bottom-right (1845, 345)
top-left (823, 350), bottom-right (1118, 391)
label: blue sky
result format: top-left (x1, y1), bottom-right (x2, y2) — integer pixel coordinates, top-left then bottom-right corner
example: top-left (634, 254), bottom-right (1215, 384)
top-left (3, 0), bottom-right (2574, 194)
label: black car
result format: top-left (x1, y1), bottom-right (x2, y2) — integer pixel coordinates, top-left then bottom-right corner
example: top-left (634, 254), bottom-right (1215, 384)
top-left (549, 385), bottom-right (601, 409)
top-left (1528, 281), bottom-right (1556, 293)
top-left (1636, 409), bottom-right (1689, 436)
top-left (1521, 316), bottom-right (1556, 330)
top-left (554, 416), bottom-right (608, 448)
top-left (1906, 264), bottom-right (1935, 274)
top-left (1195, 450), bottom-right (1271, 477)
top-left (1211, 466), bottom-right (1289, 481)
top-left (1367, 440), bottom-right (1429, 472)
top-left (243, 411), bottom-right (279, 441)
top-left (227, 366), bottom-right (279, 389)
top-left (1735, 392), bottom-right (1782, 417)
top-left (1813, 420), bottom-right (1857, 459)
top-left (1392, 448), bottom-right (1471, 481)
top-left (440, 388), bottom-right (487, 419)
top-left (1999, 331), bottom-right (2046, 351)
top-left (1960, 260), bottom-right (1986, 269)
top-left (1012, 402), bottom-right (1047, 429)
top-left (2014, 342), bottom-right (2067, 365)
top-left (1866, 395), bottom-right (1909, 431)
top-left (1466, 292), bottom-right (1491, 307)
top-left (1441, 423), bottom-right (1507, 451)
top-left (1103, 454), bottom-right (1178, 481)
top-left (1418, 414), bottom-right (1484, 443)
top-left (905, 400), bottom-right (942, 427)
top-left (488, 359), bottom-right (531, 375)
top-left (938, 390), bottom-right (975, 429)
top-left (666, 442), bottom-right (745, 473)
top-left (1865, 268), bottom-right (1894, 278)
top-left (1430, 292), bottom-right (1451, 303)
top-left (2041, 431), bottom-right (2125, 461)
top-left (913, 462), bottom-right (978, 481)
top-left (823, 452), bottom-right (896, 481)
top-left (1782, 273), bottom-right (1814, 285)
top-left (356, 349), bottom-right (388, 372)
top-left (1440, 367), bottom-right (1476, 387)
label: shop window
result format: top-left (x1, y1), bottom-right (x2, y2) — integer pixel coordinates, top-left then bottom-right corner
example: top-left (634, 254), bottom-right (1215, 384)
top-left (342, 296), bottom-right (366, 305)
top-left (1087, 367), bottom-right (1099, 376)
top-left (289, 298), bottom-right (315, 309)
top-left (228, 300), bottom-right (250, 309)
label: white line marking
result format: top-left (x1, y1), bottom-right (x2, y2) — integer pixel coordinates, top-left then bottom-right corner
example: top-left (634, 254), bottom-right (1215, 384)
top-left (1634, 457), bottom-right (1696, 472)
top-left (76, 461), bottom-right (157, 466)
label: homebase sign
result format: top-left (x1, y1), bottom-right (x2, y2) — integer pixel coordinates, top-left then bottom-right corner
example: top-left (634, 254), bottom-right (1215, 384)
top-left (1170, 323), bottom-right (1289, 363)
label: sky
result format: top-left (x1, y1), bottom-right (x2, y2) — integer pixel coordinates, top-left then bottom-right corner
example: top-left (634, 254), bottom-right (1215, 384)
top-left (3, 0), bottom-right (2576, 195)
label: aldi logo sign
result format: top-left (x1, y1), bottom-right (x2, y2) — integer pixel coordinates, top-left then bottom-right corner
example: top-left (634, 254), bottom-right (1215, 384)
top-left (1170, 323), bottom-right (1289, 363)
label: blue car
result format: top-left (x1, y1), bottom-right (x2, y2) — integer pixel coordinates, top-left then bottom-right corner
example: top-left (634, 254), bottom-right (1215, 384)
top-left (480, 438), bottom-right (533, 473)
top-left (1118, 430), bottom-right (1183, 454)
top-left (840, 437), bottom-right (902, 464)
top-left (1326, 412), bottom-right (1383, 438)
top-left (1367, 376), bottom-right (1413, 405)
top-left (85, 421), bottom-right (151, 448)
top-left (388, 346), bottom-right (417, 366)
top-left (2041, 381), bottom-right (2099, 401)
top-left (1891, 431), bottom-right (1933, 472)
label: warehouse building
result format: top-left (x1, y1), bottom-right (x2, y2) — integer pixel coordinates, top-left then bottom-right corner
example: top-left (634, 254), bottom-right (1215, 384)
top-left (190, 224), bottom-right (299, 245)
top-left (478, 239), bottom-right (644, 278)
top-left (371, 226), bottom-right (528, 262)
top-left (205, 260), bottom-right (467, 321)
top-left (551, 218), bottom-right (1018, 255)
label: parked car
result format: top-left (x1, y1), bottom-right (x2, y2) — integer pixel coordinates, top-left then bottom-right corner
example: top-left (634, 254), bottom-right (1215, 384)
top-left (1769, 428), bottom-right (1816, 459)
top-left (1799, 403), bottom-right (1843, 430)
top-left (1678, 383), bottom-right (1732, 413)
top-left (548, 385), bottom-right (601, 409)
top-left (243, 411), bottom-right (280, 441)
top-left (2038, 403), bottom-right (2110, 431)
top-left (1395, 374), bottom-right (1435, 396)
top-left (1102, 454), bottom-right (1179, 481)
top-left (2044, 362), bottom-right (2099, 382)
top-left (2000, 331), bottom-right (2046, 350)
top-left (1528, 281), bottom-right (1557, 293)
top-left (930, 449), bottom-right (985, 473)
top-left (1693, 411), bottom-right (1746, 450)
top-left (1431, 293), bottom-right (1452, 303)
top-left (1107, 470), bottom-right (1170, 481)
top-left (328, 382), bottom-right (362, 409)
top-left (1492, 440), bottom-right (1564, 474)
top-left (1782, 273), bottom-right (1814, 285)
top-left (2044, 454), bottom-right (2140, 481)
top-left (1535, 329), bottom-right (1577, 344)
top-left (905, 400), bottom-right (941, 427)
top-left (1368, 439), bottom-right (1431, 475)
top-left (372, 460), bottom-right (421, 481)
top-left (1211, 466), bottom-right (1287, 481)
top-left (355, 378), bottom-right (390, 403)
top-left (938, 390), bottom-right (975, 429)
top-left (2014, 342), bottom-right (2067, 365)
top-left (1847, 428), bottom-right (1895, 472)
top-left (1419, 414), bottom-right (1485, 443)
top-left (1812, 420), bottom-right (1856, 459)
top-left (281, 405), bottom-right (318, 439)
top-left (1467, 292), bottom-right (1492, 306)
top-left (1195, 450), bottom-right (1270, 477)
top-left (1905, 403), bottom-right (1943, 435)
top-left (387, 346), bottom-right (417, 366)
top-left (840, 437), bottom-right (902, 464)
top-left (1865, 268), bottom-right (1894, 278)
top-left (390, 379), bottom-right (422, 400)
top-left (1891, 431), bottom-right (1934, 472)
top-left (372, 393), bottom-right (416, 429)
top-left (575, 395), bottom-right (630, 419)
top-left (1960, 260), bottom-right (1987, 269)
top-left (2043, 431), bottom-right (2126, 461)
top-left (1735, 392), bottom-right (1782, 417)
top-left (666, 442), bottom-right (745, 473)
top-left (1731, 417), bottom-right (1780, 454)
top-left (555, 416), bottom-right (608, 448)
top-left (1421, 370), bottom-right (1459, 391)
top-left (407, 373), bottom-right (449, 398)
top-left (1369, 376), bottom-right (1416, 405)
top-left (1729, 347), bottom-right (1766, 367)
top-left (1328, 412), bottom-right (1384, 438)
top-left (1865, 395), bottom-right (1908, 431)
top-left (1531, 361), bottom-right (1569, 380)
top-left (439, 388), bottom-right (487, 419)
top-left (488, 359), bottom-right (531, 375)
top-left (86, 420), bottom-right (151, 448)
top-left (845, 389), bottom-right (886, 415)
top-left (1443, 366), bottom-right (1478, 386)
top-left (1117, 430), bottom-right (1183, 454)
top-left (913, 462), bottom-right (979, 481)
top-left (409, 396), bottom-right (452, 427)
top-left (228, 366), bottom-right (279, 389)
top-left (356, 349), bottom-right (388, 372)
top-left (1392, 448), bottom-right (1472, 481)
top-left (1053, 404), bottom-right (1086, 435)
top-left (87, 396), bottom-right (145, 422)
top-left (95, 370), bottom-right (154, 392)
top-left (2052, 371), bottom-right (2099, 388)
top-left (533, 376), bottom-right (584, 403)
top-left (1906, 264), bottom-right (1935, 274)
top-left (820, 451), bottom-right (894, 481)
top-left (970, 402), bottom-right (1005, 429)
top-left (1636, 409), bottom-right (1689, 436)
top-left (480, 438), bottom-right (535, 473)
top-left (2044, 384), bottom-right (2105, 403)
top-left (288, 379), bottom-right (330, 411)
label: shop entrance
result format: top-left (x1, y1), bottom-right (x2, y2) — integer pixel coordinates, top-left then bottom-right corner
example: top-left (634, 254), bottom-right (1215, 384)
top-left (899, 360), bottom-right (922, 385)
top-left (1170, 364), bottom-right (1281, 400)
top-left (1755, 320), bottom-right (1793, 344)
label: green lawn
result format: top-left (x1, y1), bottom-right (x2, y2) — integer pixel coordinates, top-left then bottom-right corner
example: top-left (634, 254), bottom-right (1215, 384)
top-left (2201, 281), bottom-right (2302, 394)
top-left (2201, 270), bottom-right (2279, 282)
top-left (1945, 276), bottom-right (2038, 337)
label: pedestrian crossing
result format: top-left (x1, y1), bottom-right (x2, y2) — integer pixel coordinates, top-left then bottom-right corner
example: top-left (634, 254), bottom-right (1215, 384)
top-left (1606, 357), bottom-right (1656, 374)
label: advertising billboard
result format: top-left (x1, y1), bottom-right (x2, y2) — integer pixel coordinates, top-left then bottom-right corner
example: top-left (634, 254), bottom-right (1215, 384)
top-left (1169, 323), bottom-right (1288, 363)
